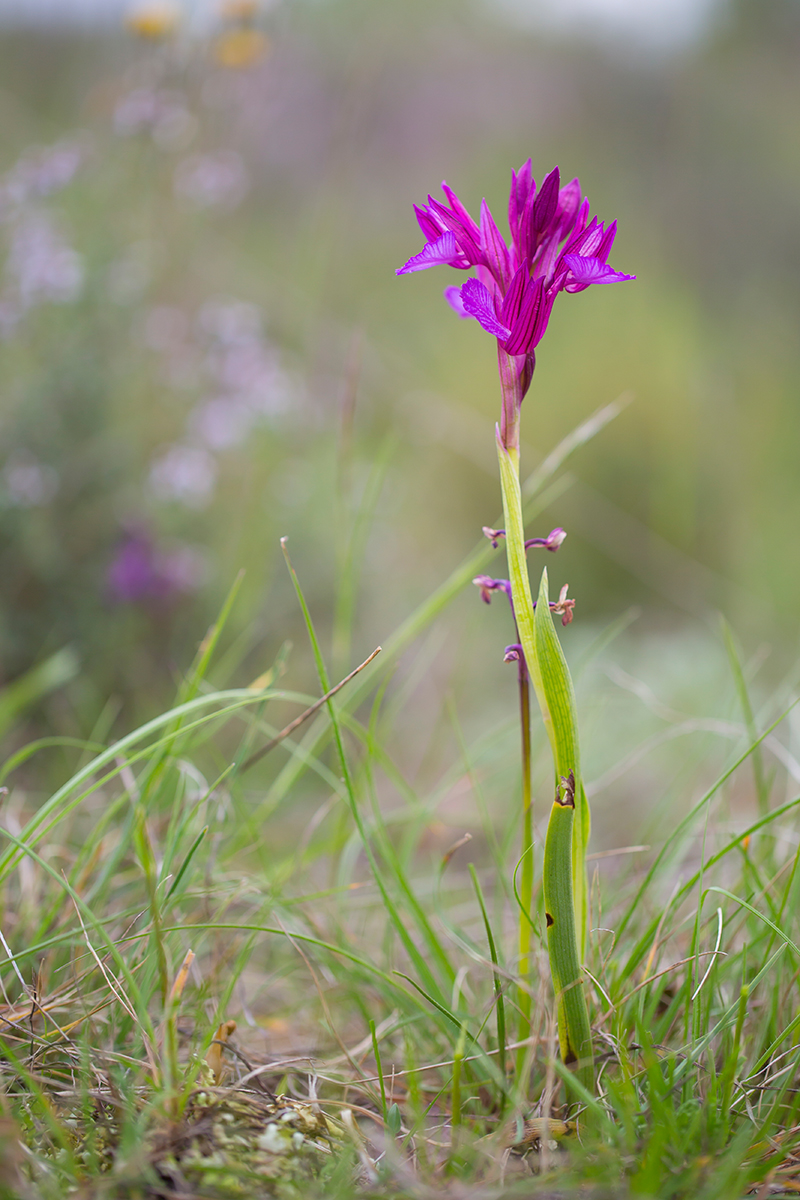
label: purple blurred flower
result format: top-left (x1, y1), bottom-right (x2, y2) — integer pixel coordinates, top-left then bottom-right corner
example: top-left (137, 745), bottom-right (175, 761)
top-left (397, 164), bottom-right (634, 451)
top-left (107, 530), bottom-right (207, 604)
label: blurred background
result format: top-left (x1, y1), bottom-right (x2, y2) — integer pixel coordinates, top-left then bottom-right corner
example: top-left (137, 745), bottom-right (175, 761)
top-left (1, 0), bottom-right (799, 845)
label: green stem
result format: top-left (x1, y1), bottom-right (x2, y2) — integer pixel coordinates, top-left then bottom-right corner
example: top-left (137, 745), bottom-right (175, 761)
top-left (495, 430), bottom-right (593, 1092)
top-left (517, 653), bottom-right (534, 1086)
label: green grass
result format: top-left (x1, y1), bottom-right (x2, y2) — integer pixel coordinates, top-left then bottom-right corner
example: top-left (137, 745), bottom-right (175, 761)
top-left (3, 6), bottom-right (800, 1196)
top-left (1, 406), bottom-right (800, 1198)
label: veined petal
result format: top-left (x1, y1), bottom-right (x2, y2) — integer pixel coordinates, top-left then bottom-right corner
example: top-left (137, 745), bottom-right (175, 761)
top-left (562, 254), bottom-right (635, 288)
top-left (461, 278), bottom-right (511, 340)
top-left (561, 204), bottom-right (592, 257)
top-left (396, 231), bottom-right (460, 275)
top-left (517, 175), bottom-right (538, 263)
top-left (557, 178), bottom-right (582, 238)
top-left (504, 275), bottom-right (544, 355)
top-left (442, 182), bottom-right (482, 240)
top-left (428, 195), bottom-right (482, 264)
top-left (414, 203), bottom-right (444, 243)
top-left (480, 199), bottom-right (512, 289)
top-left (567, 216), bottom-right (604, 258)
top-left (509, 158), bottom-right (534, 235)
top-left (499, 260), bottom-right (530, 328)
top-left (531, 284), bottom-right (558, 346)
top-left (595, 219), bottom-right (617, 263)
top-left (532, 166), bottom-right (561, 237)
top-left (444, 285), bottom-right (469, 317)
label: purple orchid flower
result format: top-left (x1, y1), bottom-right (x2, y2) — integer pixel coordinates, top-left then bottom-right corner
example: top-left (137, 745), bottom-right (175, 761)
top-left (473, 574), bottom-right (575, 628)
top-left (482, 525), bottom-right (566, 552)
top-left (397, 164), bottom-right (634, 452)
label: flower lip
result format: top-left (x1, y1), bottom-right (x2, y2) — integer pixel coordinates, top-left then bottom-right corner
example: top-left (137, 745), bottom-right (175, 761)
top-left (460, 278), bottom-right (511, 341)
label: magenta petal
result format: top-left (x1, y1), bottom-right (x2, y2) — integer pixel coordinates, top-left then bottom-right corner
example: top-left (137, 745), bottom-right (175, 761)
top-left (596, 219), bottom-right (617, 263)
top-left (564, 198), bottom-right (590, 252)
top-left (480, 199), bottom-right (512, 288)
top-left (508, 158), bottom-right (534, 234)
top-left (396, 231), bottom-right (459, 275)
top-left (563, 254), bottom-right (635, 285)
top-left (557, 178), bottom-right (582, 238)
top-left (569, 216), bottom-right (604, 258)
top-left (442, 182), bottom-right (482, 239)
top-left (531, 166), bottom-right (560, 236)
top-left (531, 285), bottom-right (558, 346)
top-left (499, 260), bottom-right (531, 328)
top-left (504, 276), bottom-right (544, 355)
top-left (427, 195), bottom-right (482, 264)
top-left (414, 204), bottom-right (443, 243)
top-left (444, 285), bottom-right (469, 318)
top-left (461, 278), bottom-right (511, 340)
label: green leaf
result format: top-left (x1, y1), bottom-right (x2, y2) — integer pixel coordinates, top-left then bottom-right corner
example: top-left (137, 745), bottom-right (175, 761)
top-left (534, 567), bottom-right (590, 954)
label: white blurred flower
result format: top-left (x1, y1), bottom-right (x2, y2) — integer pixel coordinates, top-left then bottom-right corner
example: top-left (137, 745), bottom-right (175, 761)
top-left (245, 364), bottom-right (293, 416)
top-left (2, 456), bottom-right (58, 507)
top-left (174, 151), bottom-right (249, 211)
top-left (191, 396), bottom-right (254, 450)
top-left (197, 299), bottom-right (261, 345)
top-left (113, 87), bottom-right (162, 134)
top-left (0, 137), bottom-right (91, 214)
top-left (148, 444), bottom-right (218, 507)
top-left (7, 214), bottom-right (84, 307)
top-left (113, 88), bottom-right (196, 150)
top-left (143, 294), bottom-right (297, 473)
top-left (211, 340), bottom-right (275, 392)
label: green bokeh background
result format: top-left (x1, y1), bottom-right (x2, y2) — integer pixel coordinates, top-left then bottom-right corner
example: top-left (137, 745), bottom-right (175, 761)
top-left (0, 0), bottom-right (798, 745)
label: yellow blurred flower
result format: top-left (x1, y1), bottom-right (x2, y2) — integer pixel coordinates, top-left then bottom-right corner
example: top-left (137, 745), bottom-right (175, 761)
top-left (125, 3), bottom-right (181, 39)
top-left (213, 28), bottom-right (270, 69)
top-left (219, 0), bottom-right (259, 19)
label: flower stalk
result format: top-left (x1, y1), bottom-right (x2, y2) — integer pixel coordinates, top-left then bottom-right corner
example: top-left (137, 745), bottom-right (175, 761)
top-left (398, 160), bottom-right (633, 1095)
top-left (516, 620), bottom-right (534, 1083)
top-left (497, 435), bottom-right (593, 1090)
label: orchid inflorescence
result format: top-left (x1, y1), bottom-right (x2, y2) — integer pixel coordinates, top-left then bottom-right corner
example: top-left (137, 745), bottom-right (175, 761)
top-left (397, 162), bottom-right (633, 454)
top-left (473, 573), bottom-right (575, 627)
top-left (475, 523), bottom-right (573, 660)
top-left (397, 162), bottom-right (632, 648)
